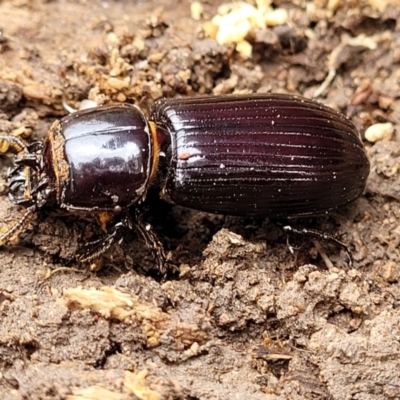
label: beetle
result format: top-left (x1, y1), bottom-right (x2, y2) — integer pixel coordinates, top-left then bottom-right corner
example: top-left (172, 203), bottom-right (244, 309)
top-left (0, 94), bottom-right (370, 272)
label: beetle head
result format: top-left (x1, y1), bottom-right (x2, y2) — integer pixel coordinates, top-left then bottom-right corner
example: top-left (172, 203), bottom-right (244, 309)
top-left (0, 137), bottom-right (53, 245)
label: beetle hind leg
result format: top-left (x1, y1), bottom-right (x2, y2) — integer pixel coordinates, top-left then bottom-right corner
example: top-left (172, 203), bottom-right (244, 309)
top-left (283, 225), bottom-right (353, 267)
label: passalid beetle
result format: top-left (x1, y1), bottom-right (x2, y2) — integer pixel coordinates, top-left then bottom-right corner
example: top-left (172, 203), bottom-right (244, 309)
top-left (0, 94), bottom-right (370, 272)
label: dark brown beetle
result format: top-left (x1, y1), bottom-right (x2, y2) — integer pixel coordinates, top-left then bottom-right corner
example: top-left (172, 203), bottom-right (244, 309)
top-left (0, 94), bottom-right (370, 271)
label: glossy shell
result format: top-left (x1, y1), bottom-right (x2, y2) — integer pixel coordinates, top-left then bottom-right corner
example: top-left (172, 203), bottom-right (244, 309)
top-left (45, 104), bottom-right (153, 210)
top-left (152, 94), bottom-right (370, 217)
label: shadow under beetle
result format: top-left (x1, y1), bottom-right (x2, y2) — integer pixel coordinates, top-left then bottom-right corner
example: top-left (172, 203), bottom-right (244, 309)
top-left (0, 94), bottom-right (370, 272)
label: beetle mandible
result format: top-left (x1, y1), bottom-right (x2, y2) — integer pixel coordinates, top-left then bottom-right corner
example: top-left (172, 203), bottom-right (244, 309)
top-left (0, 94), bottom-right (370, 272)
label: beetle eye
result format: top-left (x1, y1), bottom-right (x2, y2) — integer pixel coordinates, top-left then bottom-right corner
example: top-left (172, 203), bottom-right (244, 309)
top-left (9, 179), bottom-right (25, 198)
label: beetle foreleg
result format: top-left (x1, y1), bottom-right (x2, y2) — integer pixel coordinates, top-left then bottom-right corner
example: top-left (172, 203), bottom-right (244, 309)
top-left (0, 205), bottom-right (36, 246)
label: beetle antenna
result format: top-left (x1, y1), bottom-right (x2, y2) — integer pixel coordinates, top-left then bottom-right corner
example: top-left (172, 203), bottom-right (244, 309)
top-left (0, 205), bottom-right (36, 246)
top-left (0, 136), bottom-right (30, 156)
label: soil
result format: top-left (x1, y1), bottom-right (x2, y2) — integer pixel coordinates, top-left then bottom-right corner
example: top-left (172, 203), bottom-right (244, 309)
top-left (0, 1), bottom-right (400, 399)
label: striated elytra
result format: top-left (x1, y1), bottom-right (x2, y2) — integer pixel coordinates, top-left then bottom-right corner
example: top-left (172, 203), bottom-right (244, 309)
top-left (0, 94), bottom-right (370, 271)
top-left (153, 94), bottom-right (369, 217)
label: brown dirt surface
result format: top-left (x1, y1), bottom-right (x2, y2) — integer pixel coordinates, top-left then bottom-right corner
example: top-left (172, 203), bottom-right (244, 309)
top-left (0, 1), bottom-right (400, 399)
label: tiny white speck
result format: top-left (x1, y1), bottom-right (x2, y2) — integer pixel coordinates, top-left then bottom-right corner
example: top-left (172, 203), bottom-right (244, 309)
top-left (220, 163), bottom-right (225, 169)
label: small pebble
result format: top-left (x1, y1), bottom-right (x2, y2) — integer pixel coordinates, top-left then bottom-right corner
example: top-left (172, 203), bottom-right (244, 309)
top-left (365, 122), bottom-right (394, 142)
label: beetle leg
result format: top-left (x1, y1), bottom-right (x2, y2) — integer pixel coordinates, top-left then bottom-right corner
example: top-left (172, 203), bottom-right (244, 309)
top-left (134, 211), bottom-right (167, 275)
top-left (0, 205), bottom-right (36, 246)
top-left (75, 218), bottom-right (130, 263)
top-left (76, 212), bottom-right (167, 274)
top-left (283, 225), bottom-right (353, 267)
